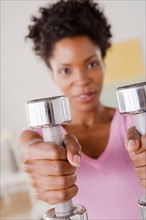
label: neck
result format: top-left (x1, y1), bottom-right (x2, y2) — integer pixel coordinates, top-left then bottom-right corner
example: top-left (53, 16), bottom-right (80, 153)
top-left (70, 103), bottom-right (109, 128)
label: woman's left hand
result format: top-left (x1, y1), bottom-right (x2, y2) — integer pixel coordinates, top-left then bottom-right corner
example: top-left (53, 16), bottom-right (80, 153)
top-left (126, 126), bottom-right (146, 188)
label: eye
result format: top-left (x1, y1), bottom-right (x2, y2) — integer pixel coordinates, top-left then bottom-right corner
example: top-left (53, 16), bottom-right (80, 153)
top-left (87, 61), bottom-right (99, 69)
top-left (60, 68), bottom-right (71, 75)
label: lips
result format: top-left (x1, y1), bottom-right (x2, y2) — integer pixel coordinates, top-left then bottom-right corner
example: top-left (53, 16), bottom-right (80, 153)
top-left (74, 91), bottom-right (97, 103)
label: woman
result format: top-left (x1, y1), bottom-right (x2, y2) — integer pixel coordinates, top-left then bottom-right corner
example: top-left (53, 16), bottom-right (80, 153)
top-left (17, 0), bottom-right (146, 218)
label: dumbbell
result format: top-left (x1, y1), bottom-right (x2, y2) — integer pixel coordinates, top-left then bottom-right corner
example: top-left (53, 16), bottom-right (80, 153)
top-left (116, 82), bottom-right (146, 220)
top-left (26, 95), bottom-right (88, 220)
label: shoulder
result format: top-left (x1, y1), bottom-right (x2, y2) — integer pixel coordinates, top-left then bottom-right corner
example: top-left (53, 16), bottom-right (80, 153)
top-left (106, 107), bottom-right (116, 118)
top-left (104, 106), bottom-right (116, 122)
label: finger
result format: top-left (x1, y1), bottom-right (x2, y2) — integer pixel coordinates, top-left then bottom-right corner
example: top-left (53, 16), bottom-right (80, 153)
top-left (63, 134), bottom-right (81, 167)
top-left (138, 133), bottom-right (146, 152)
top-left (35, 185), bottom-right (78, 205)
top-left (29, 173), bottom-right (77, 191)
top-left (24, 142), bottom-right (66, 161)
top-left (135, 166), bottom-right (146, 179)
top-left (132, 152), bottom-right (146, 167)
top-left (23, 159), bottom-right (76, 176)
top-left (129, 134), bottom-right (146, 155)
top-left (140, 179), bottom-right (146, 188)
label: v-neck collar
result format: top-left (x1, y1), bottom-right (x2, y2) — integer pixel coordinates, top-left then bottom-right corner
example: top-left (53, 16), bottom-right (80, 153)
top-left (61, 110), bottom-right (118, 168)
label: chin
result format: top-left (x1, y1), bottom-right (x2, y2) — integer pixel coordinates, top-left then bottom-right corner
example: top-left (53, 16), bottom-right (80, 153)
top-left (75, 101), bottom-right (98, 112)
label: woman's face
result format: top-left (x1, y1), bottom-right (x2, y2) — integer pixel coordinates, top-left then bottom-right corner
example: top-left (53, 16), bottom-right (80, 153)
top-left (49, 36), bottom-right (105, 112)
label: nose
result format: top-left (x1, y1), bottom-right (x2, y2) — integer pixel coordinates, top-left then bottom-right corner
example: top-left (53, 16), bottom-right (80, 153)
top-left (74, 69), bottom-right (90, 86)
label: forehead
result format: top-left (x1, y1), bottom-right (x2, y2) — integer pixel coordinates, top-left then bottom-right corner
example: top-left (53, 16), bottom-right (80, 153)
top-left (50, 36), bottom-right (101, 63)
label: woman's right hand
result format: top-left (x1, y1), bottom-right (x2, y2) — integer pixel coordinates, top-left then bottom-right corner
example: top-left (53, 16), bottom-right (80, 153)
top-left (21, 133), bottom-right (81, 205)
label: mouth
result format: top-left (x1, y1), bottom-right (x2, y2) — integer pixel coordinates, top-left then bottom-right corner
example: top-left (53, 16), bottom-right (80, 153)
top-left (74, 91), bottom-right (97, 103)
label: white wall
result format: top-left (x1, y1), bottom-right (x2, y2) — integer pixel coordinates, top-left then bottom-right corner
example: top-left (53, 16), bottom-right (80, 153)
top-left (1, 0), bottom-right (145, 134)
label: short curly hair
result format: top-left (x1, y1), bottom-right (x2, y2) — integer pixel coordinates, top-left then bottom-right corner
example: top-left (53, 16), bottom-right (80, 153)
top-left (26, 0), bottom-right (112, 67)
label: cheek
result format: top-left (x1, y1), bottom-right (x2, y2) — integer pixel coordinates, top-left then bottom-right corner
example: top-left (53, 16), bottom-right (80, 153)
top-left (51, 72), bottom-right (69, 88)
top-left (55, 78), bottom-right (69, 93)
top-left (93, 69), bottom-right (104, 84)
top-left (57, 74), bottom-right (73, 88)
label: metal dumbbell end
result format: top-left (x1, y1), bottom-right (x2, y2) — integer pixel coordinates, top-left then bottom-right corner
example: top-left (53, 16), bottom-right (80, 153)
top-left (116, 82), bottom-right (146, 220)
top-left (116, 82), bottom-right (146, 135)
top-left (26, 95), bottom-right (88, 220)
top-left (26, 96), bottom-right (71, 145)
top-left (139, 195), bottom-right (146, 220)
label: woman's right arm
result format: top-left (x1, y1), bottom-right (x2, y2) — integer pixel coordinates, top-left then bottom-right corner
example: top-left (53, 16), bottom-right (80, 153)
top-left (17, 131), bottom-right (81, 204)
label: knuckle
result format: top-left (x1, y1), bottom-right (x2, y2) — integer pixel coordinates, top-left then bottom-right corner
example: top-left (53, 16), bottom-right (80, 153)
top-left (48, 142), bottom-right (57, 149)
top-left (28, 174), bottom-right (42, 189)
top-left (43, 142), bottom-right (60, 157)
top-left (59, 176), bottom-right (67, 188)
top-left (137, 172), bottom-right (144, 179)
top-left (35, 191), bottom-right (47, 202)
top-left (58, 175), bottom-right (76, 189)
top-left (24, 145), bottom-right (31, 161)
top-left (135, 169), bottom-right (141, 177)
top-left (50, 145), bottom-right (63, 158)
top-left (35, 190), bottom-right (41, 199)
top-left (140, 179), bottom-right (146, 188)
top-left (28, 178), bottom-right (35, 187)
top-left (23, 163), bottom-right (33, 173)
top-left (74, 175), bottom-right (77, 183)
top-left (35, 193), bottom-right (41, 200)
top-left (133, 153), bottom-right (145, 165)
top-left (54, 161), bottom-right (64, 175)
top-left (135, 167), bottom-right (146, 178)
top-left (74, 184), bottom-right (78, 192)
top-left (44, 142), bottom-right (55, 151)
top-left (52, 161), bottom-right (75, 175)
top-left (59, 190), bottom-right (68, 202)
top-left (29, 178), bottom-right (39, 189)
top-left (57, 185), bottom-right (78, 203)
top-left (73, 184), bottom-right (79, 196)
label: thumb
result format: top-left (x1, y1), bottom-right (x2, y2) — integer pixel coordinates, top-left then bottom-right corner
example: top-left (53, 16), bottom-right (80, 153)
top-left (63, 134), bottom-right (81, 167)
top-left (126, 126), bottom-right (141, 153)
top-left (127, 139), bottom-right (140, 152)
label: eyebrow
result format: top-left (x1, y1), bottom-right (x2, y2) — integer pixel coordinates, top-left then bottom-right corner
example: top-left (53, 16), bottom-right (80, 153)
top-left (58, 63), bottom-right (72, 67)
top-left (84, 55), bottom-right (98, 63)
top-left (58, 55), bottom-right (98, 67)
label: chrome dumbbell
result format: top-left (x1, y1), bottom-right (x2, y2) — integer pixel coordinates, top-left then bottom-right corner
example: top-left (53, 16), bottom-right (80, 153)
top-left (116, 82), bottom-right (146, 220)
top-left (26, 95), bottom-right (88, 220)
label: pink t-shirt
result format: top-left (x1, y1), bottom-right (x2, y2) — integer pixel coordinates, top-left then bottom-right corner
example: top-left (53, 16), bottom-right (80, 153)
top-left (73, 110), bottom-right (144, 219)
top-left (30, 110), bottom-right (144, 219)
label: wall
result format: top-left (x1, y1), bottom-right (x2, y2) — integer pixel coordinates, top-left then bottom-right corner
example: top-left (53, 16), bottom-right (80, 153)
top-left (1, 0), bottom-right (145, 134)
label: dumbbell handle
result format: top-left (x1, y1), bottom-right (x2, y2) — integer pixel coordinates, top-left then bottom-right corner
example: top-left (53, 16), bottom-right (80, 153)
top-left (42, 126), bottom-right (74, 217)
top-left (134, 113), bottom-right (146, 136)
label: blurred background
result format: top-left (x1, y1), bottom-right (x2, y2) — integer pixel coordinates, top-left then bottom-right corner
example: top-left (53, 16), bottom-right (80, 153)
top-left (1, 0), bottom-right (145, 219)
